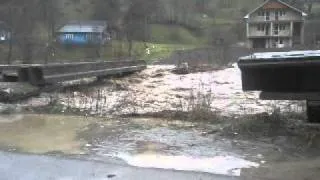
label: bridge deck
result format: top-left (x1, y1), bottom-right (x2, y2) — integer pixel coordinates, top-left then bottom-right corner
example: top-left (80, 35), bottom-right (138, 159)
top-left (238, 50), bottom-right (320, 123)
top-left (0, 60), bottom-right (146, 86)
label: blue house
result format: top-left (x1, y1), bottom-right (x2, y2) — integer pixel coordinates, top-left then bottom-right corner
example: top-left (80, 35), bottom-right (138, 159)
top-left (56, 21), bottom-right (111, 46)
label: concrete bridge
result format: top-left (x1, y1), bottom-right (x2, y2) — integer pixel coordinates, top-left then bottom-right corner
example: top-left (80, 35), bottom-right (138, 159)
top-left (0, 60), bottom-right (146, 86)
top-left (238, 50), bottom-right (320, 123)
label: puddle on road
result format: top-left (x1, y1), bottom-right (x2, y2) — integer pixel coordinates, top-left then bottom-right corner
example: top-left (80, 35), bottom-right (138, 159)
top-left (0, 114), bottom-right (261, 176)
top-left (0, 114), bottom-right (97, 154)
top-left (117, 153), bottom-right (259, 176)
top-left (80, 117), bottom-right (263, 176)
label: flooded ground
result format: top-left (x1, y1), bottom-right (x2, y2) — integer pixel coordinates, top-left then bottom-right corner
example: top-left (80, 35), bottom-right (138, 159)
top-left (22, 64), bottom-right (305, 117)
top-left (0, 114), bottom-right (260, 176)
top-left (0, 114), bottom-right (94, 154)
top-left (0, 113), bottom-right (318, 178)
top-left (0, 65), bottom-right (319, 179)
top-left (75, 64), bottom-right (303, 115)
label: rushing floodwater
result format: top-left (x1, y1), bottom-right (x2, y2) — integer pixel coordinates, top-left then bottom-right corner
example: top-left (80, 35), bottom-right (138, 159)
top-left (0, 65), bottom-right (310, 177)
top-left (21, 64), bottom-right (304, 116)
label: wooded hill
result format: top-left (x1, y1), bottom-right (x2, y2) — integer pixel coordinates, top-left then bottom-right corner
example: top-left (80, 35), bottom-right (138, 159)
top-left (0, 0), bottom-right (319, 63)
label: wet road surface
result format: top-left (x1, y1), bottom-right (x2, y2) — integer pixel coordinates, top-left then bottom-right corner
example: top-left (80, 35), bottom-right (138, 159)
top-left (0, 114), bottom-right (260, 177)
top-left (0, 151), bottom-right (238, 180)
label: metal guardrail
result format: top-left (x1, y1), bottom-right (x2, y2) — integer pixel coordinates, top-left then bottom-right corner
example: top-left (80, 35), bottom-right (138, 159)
top-left (0, 65), bottom-right (24, 73)
top-left (0, 60), bottom-right (146, 86)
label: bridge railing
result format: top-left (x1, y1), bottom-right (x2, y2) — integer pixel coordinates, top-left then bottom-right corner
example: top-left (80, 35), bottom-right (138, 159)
top-left (0, 60), bottom-right (146, 86)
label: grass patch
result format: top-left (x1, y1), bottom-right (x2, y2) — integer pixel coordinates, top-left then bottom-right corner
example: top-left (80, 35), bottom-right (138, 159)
top-left (141, 43), bottom-right (197, 62)
top-left (149, 24), bottom-right (203, 44)
top-left (107, 41), bottom-right (198, 62)
top-left (213, 18), bottom-right (236, 25)
top-left (49, 41), bottom-right (198, 63)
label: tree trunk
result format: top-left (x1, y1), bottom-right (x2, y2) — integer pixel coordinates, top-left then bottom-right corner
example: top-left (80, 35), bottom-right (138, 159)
top-left (95, 46), bottom-right (101, 58)
top-left (46, 0), bottom-right (56, 64)
top-left (128, 39), bottom-right (133, 57)
top-left (308, 3), bottom-right (313, 14)
top-left (6, 6), bottom-right (13, 64)
top-left (7, 33), bottom-right (13, 64)
top-left (22, 40), bottom-right (33, 64)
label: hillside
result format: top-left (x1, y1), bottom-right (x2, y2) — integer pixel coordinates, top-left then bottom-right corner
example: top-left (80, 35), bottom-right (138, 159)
top-left (0, 0), bottom-right (319, 62)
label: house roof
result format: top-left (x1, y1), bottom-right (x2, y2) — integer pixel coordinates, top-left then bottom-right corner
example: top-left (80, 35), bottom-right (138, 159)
top-left (57, 21), bottom-right (107, 33)
top-left (244, 0), bottom-right (307, 19)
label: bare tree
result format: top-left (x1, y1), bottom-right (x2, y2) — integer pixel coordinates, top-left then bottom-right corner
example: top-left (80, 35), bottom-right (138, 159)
top-left (123, 0), bottom-right (159, 56)
top-left (6, 4), bottom-right (13, 64)
top-left (40, 0), bottom-right (60, 63)
top-left (0, 0), bottom-right (39, 64)
top-left (0, 0), bottom-right (62, 64)
top-left (0, 1), bottom-right (15, 64)
top-left (92, 0), bottom-right (127, 57)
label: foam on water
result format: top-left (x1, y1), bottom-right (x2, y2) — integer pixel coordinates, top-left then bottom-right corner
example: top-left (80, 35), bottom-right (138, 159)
top-left (22, 64), bottom-right (304, 117)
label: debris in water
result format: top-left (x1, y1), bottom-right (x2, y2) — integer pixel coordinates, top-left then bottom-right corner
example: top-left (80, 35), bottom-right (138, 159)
top-left (107, 174), bottom-right (116, 178)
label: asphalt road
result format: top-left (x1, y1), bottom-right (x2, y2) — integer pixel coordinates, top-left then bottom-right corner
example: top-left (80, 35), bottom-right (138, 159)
top-left (0, 151), bottom-right (238, 180)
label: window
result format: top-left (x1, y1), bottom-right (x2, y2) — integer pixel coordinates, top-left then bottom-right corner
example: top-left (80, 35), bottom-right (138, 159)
top-left (272, 39), bottom-right (277, 47)
top-left (273, 24), bottom-right (279, 35)
top-left (279, 24), bottom-right (286, 30)
top-left (265, 11), bottom-right (270, 20)
top-left (279, 39), bottom-right (283, 44)
top-left (275, 11), bottom-right (279, 20)
top-left (65, 34), bottom-right (74, 40)
top-left (279, 10), bottom-right (286, 16)
top-left (257, 24), bottom-right (265, 31)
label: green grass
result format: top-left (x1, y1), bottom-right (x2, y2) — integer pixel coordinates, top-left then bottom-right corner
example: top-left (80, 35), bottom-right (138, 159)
top-left (140, 43), bottom-right (197, 62)
top-left (108, 41), bottom-right (198, 62)
top-left (213, 18), bottom-right (236, 25)
top-left (149, 24), bottom-right (203, 45)
top-left (47, 41), bottom-right (198, 63)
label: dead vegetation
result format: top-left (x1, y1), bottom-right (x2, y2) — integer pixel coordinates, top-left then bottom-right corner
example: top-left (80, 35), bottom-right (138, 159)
top-left (121, 83), bottom-right (224, 123)
top-left (182, 89), bottom-right (220, 122)
top-left (222, 110), bottom-right (289, 138)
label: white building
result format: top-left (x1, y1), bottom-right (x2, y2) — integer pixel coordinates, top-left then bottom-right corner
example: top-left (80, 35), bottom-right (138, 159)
top-left (244, 0), bottom-right (307, 49)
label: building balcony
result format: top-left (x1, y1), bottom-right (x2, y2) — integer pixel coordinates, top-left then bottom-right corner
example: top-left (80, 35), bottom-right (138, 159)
top-left (248, 34), bottom-right (291, 38)
top-left (248, 30), bottom-right (291, 38)
top-left (247, 19), bottom-right (303, 23)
